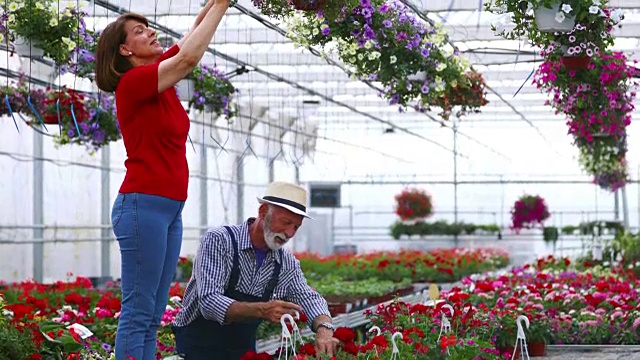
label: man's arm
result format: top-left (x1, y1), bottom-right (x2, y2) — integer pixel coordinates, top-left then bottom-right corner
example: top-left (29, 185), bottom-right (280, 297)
top-left (177, 0), bottom-right (215, 48)
top-left (285, 259), bottom-right (332, 331)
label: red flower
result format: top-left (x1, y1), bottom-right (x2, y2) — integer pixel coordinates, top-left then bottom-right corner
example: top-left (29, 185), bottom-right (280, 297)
top-left (298, 343), bottom-right (316, 356)
top-left (333, 327), bottom-right (356, 343)
top-left (240, 350), bottom-right (273, 360)
top-left (394, 188), bottom-right (433, 221)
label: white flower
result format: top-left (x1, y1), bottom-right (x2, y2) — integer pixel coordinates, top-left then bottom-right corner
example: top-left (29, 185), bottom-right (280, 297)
top-left (610, 9), bottom-right (624, 24)
top-left (555, 11), bottom-right (566, 23)
top-left (588, 5), bottom-right (600, 14)
top-left (561, 4), bottom-right (572, 13)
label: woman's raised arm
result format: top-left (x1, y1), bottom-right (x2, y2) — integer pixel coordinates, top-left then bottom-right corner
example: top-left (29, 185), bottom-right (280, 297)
top-left (157, 0), bottom-right (230, 93)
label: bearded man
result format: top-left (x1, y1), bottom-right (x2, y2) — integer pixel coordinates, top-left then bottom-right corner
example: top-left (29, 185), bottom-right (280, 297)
top-left (172, 182), bottom-right (338, 359)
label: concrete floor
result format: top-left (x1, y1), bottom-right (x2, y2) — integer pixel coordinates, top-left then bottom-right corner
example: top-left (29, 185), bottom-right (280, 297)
top-left (537, 349), bottom-right (640, 359)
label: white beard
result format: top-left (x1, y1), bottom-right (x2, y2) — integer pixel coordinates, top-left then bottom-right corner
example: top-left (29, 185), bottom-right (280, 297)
top-left (263, 214), bottom-right (289, 251)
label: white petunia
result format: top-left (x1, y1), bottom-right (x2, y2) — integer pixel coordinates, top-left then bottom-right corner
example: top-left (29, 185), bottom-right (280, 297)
top-left (588, 5), bottom-right (600, 14)
top-left (610, 8), bottom-right (624, 24)
top-left (555, 11), bottom-right (566, 23)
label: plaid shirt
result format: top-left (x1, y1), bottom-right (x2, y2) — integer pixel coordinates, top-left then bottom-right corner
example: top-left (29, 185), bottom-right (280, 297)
top-left (173, 219), bottom-right (330, 329)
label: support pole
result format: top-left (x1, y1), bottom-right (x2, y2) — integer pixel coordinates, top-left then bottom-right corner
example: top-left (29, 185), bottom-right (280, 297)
top-left (622, 186), bottom-right (630, 229)
top-left (235, 156), bottom-right (244, 224)
top-left (100, 147), bottom-right (111, 278)
top-left (268, 161), bottom-right (275, 183)
top-left (452, 119), bottom-right (459, 247)
top-left (33, 129), bottom-right (44, 282)
top-left (200, 146), bottom-right (208, 232)
top-left (614, 190), bottom-right (620, 221)
top-left (637, 165), bottom-right (639, 229)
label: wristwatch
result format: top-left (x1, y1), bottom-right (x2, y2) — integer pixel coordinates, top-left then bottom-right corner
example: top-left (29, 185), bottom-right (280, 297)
top-left (316, 322), bottom-right (335, 332)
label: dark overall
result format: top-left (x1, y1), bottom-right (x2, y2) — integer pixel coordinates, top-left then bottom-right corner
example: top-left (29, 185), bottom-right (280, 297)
top-left (173, 226), bottom-right (282, 360)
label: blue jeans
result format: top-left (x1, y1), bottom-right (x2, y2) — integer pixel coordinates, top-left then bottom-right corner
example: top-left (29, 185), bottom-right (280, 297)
top-left (111, 192), bottom-right (185, 360)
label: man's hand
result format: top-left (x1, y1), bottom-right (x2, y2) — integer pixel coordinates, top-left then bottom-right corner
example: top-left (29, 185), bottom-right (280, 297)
top-left (259, 300), bottom-right (302, 324)
top-left (315, 327), bottom-right (339, 357)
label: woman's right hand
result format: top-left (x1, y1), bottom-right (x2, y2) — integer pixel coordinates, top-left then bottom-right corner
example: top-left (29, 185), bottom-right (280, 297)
top-left (211, 0), bottom-right (229, 7)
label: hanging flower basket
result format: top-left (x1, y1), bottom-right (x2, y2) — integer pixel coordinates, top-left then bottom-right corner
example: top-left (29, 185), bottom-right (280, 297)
top-left (12, 35), bottom-right (45, 58)
top-left (407, 71), bottom-right (427, 81)
top-left (394, 188), bottom-right (433, 222)
top-left (291, 0), bottom-right (326, 11)
top-left (510, 194), bottom-right (550, 231)
top-left (534, 2), bottom-right (576, 32)
top-left (175, 79), bottom-right (195, 102)
top-left (561, 55), bottom-right (590, 70)
top-left (187, 65), bottom-right (238, 120)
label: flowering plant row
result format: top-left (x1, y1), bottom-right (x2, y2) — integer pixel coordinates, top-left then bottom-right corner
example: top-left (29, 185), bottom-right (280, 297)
top-left (293, 248), bottom-right (509, 283)
top-left (177, 247), bottom-right (508, 284)
top-left (0, 79), bottom-right (121, 153)
top-left (285, 0), bottom-right (488, 120)
top-left (390, 220), bottom-right (501, 239)
top-left (0, 247), bottom-right (508, 359)
top-left (242, 253), bottom-right (640, 359)
top-left (8, 250), bottom-right (640, 359)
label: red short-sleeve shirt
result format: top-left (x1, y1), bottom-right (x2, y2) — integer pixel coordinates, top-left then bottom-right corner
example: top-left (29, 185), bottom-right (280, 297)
top-left (115, 45), bottom-right (190, 201)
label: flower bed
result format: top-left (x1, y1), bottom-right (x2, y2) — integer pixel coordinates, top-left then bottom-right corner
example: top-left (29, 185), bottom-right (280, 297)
top-left (297, 248), bottom-right (509, 284)
top-left (0, 248), bottom-right (507, 358)
top-left (0, 246), bottom-right (627, 358)
top-left (242, 255), bottom-right (640, 359)
top-left (177, 247), bottom-right (509, 284)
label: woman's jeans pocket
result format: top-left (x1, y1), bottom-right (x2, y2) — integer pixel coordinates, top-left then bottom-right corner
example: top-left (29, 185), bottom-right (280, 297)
top-left (111, 193), bottom-right (126, 229)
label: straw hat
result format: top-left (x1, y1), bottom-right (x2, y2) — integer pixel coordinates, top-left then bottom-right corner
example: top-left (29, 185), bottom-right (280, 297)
top-left (257, 182), bottom-right (312, 218)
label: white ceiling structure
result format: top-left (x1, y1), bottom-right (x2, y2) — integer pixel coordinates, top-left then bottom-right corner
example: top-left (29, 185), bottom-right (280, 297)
top-left (82, 0), bottom-right (640, 125)
top-left (65, 0), bottom-right (640, 181)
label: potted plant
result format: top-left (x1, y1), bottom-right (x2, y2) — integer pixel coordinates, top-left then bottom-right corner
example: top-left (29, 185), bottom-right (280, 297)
top-left (510, 194), bottom-right (550, 231)
top-left (543, 226), bottom-right (559, 243)
top-left (394, 188), bottom-right (433, 224)
top-left (187, 64), bottom-right (238, 121)
top-left (67, 26), bottom-right (99, 81)
top-left (419, 70), bottom-right (489, 120)
top-left (1, 0), bottom-right (84, 66)
top-left (286, 2), bottom-right (474, 116)
top-left (251, 0), bottom-right (341, 20)
top-left (0, 76), bottom-right (48, 130)
top-left (63, 94), bottom-right (121, 153)
top-left (526, 316), bottom-right (552, 356)
top-left (31, 87), bottom-right (120, 153)
top-left (532, 0), bottom-right (577, 32)
top-left (485, 0), bottom-right (623, 49)
top-left (532, 51), bottom-right (636, 190)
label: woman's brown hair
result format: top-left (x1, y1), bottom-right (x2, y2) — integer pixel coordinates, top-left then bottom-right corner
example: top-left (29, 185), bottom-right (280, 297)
top-left (95, 13), bottom-right (149, 93)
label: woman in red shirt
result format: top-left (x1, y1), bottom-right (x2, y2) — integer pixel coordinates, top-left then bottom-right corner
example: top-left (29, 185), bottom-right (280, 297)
top-left (95, 1), bottom-right (229, 359)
